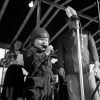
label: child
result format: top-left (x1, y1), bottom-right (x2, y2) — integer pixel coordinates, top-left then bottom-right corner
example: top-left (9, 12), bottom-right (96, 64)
top-left (24, 27), bottom-right (54, 100)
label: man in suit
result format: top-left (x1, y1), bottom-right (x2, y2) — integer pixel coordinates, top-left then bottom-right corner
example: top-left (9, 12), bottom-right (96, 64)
top-left (57, 6), bottom-right (100, 100)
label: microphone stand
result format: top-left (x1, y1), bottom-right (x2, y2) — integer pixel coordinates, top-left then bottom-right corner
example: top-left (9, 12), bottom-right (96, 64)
top-left (0, 48), bottom-right (7, 94)
top-left (76, 19), bottom-right (85, 100)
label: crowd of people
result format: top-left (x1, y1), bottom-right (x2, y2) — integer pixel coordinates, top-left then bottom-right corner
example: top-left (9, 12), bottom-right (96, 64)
top-left (0, 6), bottom-right (100, 100)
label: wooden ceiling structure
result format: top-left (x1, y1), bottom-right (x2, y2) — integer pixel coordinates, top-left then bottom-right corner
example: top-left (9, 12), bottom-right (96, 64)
top-left (0, 0), bottom-right (100, 58)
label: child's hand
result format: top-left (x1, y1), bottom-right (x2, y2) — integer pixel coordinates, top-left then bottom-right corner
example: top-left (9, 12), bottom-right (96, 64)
top-left (45, 45), bottom-right (53, 55)
top-left (59, 67), bottom-right (65, 79)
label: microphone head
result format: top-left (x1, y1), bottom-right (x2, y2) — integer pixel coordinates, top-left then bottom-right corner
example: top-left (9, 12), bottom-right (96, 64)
top-left (69, 15), bottom-right (80, 21)
top-left (41, 44), bottom-right (47, 49)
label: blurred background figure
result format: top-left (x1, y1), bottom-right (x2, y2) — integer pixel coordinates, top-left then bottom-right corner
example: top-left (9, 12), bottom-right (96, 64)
top-left (1, 40), bottom-right (25, 100)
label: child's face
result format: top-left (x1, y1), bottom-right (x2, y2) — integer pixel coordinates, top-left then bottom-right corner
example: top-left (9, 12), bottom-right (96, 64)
top-left (34, 37), bottom-right (49, 50)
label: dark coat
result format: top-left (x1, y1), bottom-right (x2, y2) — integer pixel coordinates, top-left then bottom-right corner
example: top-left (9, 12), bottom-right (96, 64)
top-left (24, 47), bottom-right (53, 100)
top-left (57, 30), bottom-right (99, 75)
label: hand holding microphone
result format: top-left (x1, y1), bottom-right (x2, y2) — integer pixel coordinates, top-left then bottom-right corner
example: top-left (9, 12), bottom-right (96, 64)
top-left (45, 45), bottom-right (54, 56)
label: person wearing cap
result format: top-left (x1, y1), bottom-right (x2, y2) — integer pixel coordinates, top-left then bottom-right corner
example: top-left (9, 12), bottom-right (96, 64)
top-left (23, 27), bottom-right (54, 100)
top-left (57, 6), bottom-right (100, 100)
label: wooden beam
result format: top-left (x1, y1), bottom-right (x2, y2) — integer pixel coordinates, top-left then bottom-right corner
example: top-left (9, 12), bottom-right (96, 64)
top-left (97, 46), bottom-right (100, 51)
top-left (23, 0), bottom-right (99, 48)
top-left (11, 0), bottom-right (38, 44)
top-left (22, 3), bottom-right (99, 48)
top-left (95, 38), bottom-right (100, 44)
top-left (40, 0), bottom-right (60, 24)
top-left (83, 16), bottom-right (98, 29)
top-left (42, 0), bottom-right (72, 11)
top-left (0, 43), bottom-right (10, 49)
top-left (22, 0), bottom-right (41, 34)
top-left (50, 23), bottom-right (68, 43)
top-left (24, 22), bottom-right (68, 50)
top-left (78, 13), bottom-right (98, 23)
top-left (23, 0), bottom-right (60, 47)
top-left (42, 0), bottom-right (98, 24)
top-left (43, 0), bottom-right (71, 28)
top-left (0, 0), bottom-right (10, 21)
top-left (23, 0), bottom-right (72, 47)
top-left (79, 2), bottom-right (96, 13)
top-left (93, 30), bottom-right (100, 37)
top-left (36, 1), bottom-right (41, 28)
top-left (42, 0), bottom-right (65, 10)
top-left (42, 0), bottom-right (98, 43)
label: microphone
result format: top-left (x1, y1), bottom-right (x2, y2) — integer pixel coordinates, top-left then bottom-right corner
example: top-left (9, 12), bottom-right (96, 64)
top-left (69, 14), bottom-right (80, 21)
top-left (65, 6), bottom-right (78, 18)
top-left (44, 45), bottom-right (54, 56)
top-left (50, 49), bottom-right (54, 54)
top-left (42, 44), bottom-right (47, 49)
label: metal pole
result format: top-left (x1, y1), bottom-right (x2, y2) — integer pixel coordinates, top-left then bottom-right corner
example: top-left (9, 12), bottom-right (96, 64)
top-left (76, 20), bottom-right (85, 100)
top-left (96, 0), bottom-right (100, 30)
top-left (0, 48), bottom-right (7, 94)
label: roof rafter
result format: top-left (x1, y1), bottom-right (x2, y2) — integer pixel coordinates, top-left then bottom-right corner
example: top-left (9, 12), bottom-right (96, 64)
top-left (23, 0), bottom-right (61, 47)
top-left (78, 12), bottom-right (98, 23)
top-left (40, 0), bottom-right (60, 24)
top-left (42, 0), bottom-right (98, 43)
top-left (43, 0), bottom-right (72, 28)
top-left (36, 0), bottom-right (41, 28)
top-left (11, 0), bottom-right (38, 44)
top-left (42, 0), bottom-right (72, 10)
top-left (0, 0), bottom-right (10, 21)
top-left (20, 0), bottom-right (100, 50)
top-left (93, 30), bottom-right (100, 37)
top-left (96, 38), bottom-right (100, 44)
top-left (83, 16), bottom-right (98, 29)
top-left (97, 46), bottom-right (100, 51)
top-left (50, 23), bottom-right (68, 43)
top-left (79, 2), bottom-right (96, 13)
top-left (42, 0), bottom-right (98, 23)
top-left (23, 0), bottom-right (72, 47)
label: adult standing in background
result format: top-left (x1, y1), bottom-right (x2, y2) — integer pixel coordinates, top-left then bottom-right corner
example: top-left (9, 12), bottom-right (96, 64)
top-left (1, 40), bottom-right (25, 100)
top-left (57, 6), bottom-right (100, 100)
